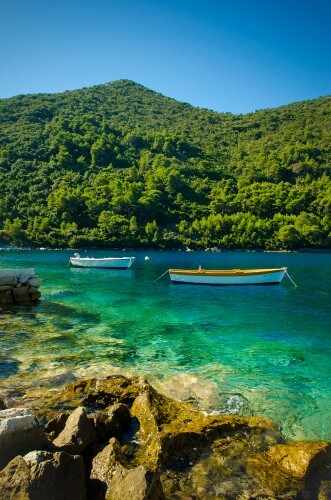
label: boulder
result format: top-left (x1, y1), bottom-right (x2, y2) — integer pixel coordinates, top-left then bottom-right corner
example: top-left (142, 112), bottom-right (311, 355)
top-left (0, 455), bottom-right (31, 498)
top-left (0, 450), bottom-right (86, 500)
top-left (107, 464), bottom-right (164, 500)
top-left (88, 437), bottom-right (124, 499)
top-left (0, 408), bottom-right (48, 470)
top-left (27, 277), bottom-right (42, 288)
top-left (51, 406), bottom-right (97, 454)
top-left (246, 441), bottom-right (331, 497)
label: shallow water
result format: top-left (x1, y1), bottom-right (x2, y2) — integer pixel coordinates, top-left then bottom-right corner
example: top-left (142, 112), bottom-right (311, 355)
top-left (0, 249), bottom-right (330, 441)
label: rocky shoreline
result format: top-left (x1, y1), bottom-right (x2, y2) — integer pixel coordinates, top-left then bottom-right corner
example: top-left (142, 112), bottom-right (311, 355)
top-left (0, 375), bottom-right (330, 499)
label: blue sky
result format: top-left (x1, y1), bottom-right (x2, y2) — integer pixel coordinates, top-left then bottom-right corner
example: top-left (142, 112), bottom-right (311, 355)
top-left (1, 0), bottom-right (330, 113)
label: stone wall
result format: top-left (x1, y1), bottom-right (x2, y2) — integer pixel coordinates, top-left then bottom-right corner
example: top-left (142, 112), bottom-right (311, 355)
top-left (0, 268), bottom-right (42, 305)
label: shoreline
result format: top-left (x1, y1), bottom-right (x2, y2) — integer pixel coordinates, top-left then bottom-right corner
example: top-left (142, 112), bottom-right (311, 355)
top-left (1, 373), bottom-right (330, 498)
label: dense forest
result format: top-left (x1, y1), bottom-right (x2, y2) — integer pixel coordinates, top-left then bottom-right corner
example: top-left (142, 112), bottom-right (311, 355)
top-left (0, 80), bottom-right (330, 249)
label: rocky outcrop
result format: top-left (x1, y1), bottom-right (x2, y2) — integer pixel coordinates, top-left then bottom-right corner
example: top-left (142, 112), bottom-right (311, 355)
top-left (247, 441), bottom-right (331, 498)
top-left (0, 451), bottom-right (86, 499)
top-left (0, 375), bottom-right (330, 499)
top-left (0, 269), bottom-right (42, 305)
top-left (0, 408), bottom-right (48, 470)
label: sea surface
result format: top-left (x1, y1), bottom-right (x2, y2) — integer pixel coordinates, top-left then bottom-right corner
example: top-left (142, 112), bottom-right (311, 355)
top-left (0, 249), bottom-right (330, 441)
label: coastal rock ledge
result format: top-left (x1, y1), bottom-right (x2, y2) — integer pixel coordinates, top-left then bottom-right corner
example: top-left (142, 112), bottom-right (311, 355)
top-left (0, 268), bottom-right (42, 305)
top-left (0, 375), bottom-right (330, 499)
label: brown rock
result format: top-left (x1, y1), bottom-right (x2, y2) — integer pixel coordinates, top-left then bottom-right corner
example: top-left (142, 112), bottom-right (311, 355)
top-left (107, 464), bottom-right (165, 500)
top-left (89, 437), bottom-right (124, 499)
top-left (246, 441), bottom-right (331, 497)
top-left (130, 387), bottom-right (277, 470)
top-left (0, 451), bottom-right (86, 500)
top-left (0, 455), bottom-right (31, 499)
top-left (51, 406), bottom-right (96, 454)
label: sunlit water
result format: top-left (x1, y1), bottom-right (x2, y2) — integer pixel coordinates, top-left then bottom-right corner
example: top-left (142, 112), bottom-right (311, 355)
top-left (0, 249), bottom-right (330, 441)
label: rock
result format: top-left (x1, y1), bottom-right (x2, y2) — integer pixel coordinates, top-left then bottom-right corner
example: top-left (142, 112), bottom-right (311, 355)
top-left (130, 387), bottom-right (277, 471)
top-left (36, 375), bottom-right (148, 417)
top-left (246, 441), bottom-right (331, 497)
top-left (0, 408), bottom-right (48, 470)
top-left (27, 277), bottom-right (42, 288)
top-left (0, 455), bottom-right (31, 498)
top-left (12, 286), bottom-right (30, 304)
top-left (88, 437), bottom-right (124, 499)
top-left (0, 276), bottom-right (17, 286)
top-left (51, 406), bottom-right (97, 454)
top-left (92, 403), bottom-right (131, 442)
top-left (29, 292), bottom-right (41, 301)
top-left (18, 275), bottom-right (32, 284)
top-left (107, 464), bottom-right (164, 500)
top-left (0, 398), bottom-right (7, 410)
top-left (0, 450), bottom-right (86, 499)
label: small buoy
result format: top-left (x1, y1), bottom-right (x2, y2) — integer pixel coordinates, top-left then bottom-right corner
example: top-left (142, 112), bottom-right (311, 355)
top-left (144, 256), bottom-right (150, 261)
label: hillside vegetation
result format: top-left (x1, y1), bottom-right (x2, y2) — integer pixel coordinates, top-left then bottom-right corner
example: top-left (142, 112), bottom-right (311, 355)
top-left (0, 80), bottom-right (330, 249)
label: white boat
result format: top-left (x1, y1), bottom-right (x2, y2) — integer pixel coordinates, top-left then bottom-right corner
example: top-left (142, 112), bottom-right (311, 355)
top-left (70, 253), bottom-right (136, 269)
top-left (169, 267), bottom-right (287, 285)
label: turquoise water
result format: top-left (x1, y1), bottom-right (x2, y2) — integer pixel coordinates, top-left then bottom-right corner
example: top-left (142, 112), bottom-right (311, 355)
top-left (0, 249), bottom-right (330, 441)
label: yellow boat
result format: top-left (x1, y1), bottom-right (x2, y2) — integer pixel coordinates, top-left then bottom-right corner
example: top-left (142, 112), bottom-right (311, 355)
top-left (169, 267), bottom-right (287, 285)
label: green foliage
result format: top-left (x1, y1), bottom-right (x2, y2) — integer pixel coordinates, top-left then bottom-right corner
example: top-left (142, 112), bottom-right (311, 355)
top-left (0, 80), bottom-right (330, 249)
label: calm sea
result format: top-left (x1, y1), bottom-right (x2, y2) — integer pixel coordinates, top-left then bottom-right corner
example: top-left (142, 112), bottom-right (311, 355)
top-left (0, 249), bottom-right (330, 441)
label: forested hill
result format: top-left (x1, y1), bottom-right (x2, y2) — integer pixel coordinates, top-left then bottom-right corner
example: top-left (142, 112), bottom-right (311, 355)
top-left (0, 79), bottom-right (330, 249)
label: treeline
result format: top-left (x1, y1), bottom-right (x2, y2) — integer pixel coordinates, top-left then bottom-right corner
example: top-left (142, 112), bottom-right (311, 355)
top-left (0, 80), bottom-right (330, 249)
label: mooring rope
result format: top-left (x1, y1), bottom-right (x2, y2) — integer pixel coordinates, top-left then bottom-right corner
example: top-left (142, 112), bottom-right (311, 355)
top-left (152, 269), bottom-right (170, 282)
top-left (284, 269), bottom-right (298, 288)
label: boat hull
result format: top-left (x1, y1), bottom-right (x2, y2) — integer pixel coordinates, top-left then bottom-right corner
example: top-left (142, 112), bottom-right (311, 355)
top-left (169, 268), bottom-right (286, 285)
top-left (70, 257), bottom-right (135, 269)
